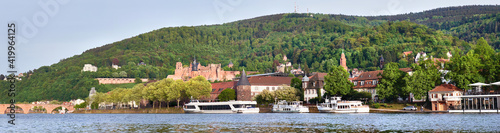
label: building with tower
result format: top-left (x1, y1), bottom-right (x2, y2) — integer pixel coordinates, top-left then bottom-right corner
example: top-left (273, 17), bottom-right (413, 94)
top-left (302, 73), bottom-right (327, 103)
top-left (236, 70), bottom-right (252, 101)
top-left (340, 50), bottom-right (348, 71)
top-left (166, 58), bottom-right (242, 82)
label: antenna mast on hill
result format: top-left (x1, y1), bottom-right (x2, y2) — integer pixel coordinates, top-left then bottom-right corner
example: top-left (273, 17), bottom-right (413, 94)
top-left (294, 2), bottom-right (297, 13)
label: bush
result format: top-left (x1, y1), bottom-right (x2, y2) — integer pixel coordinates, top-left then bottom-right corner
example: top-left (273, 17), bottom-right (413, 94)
top-left (372, 103), bottom-right (381, 108)
top-left (218, 88), bottom-right (236, 101)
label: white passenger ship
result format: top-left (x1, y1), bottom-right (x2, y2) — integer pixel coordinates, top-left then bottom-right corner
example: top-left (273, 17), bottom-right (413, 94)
top-left (183, 100), bottom-right (259, 114)
top-left (272, 100), bottom-right (309, 113)
top-left (317, 97), bottom-right (369, 113)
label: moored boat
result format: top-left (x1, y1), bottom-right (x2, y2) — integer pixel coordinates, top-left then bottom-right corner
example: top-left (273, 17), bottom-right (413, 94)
top-left (183, 100), bottom-right (259, 114)
top-left (272, 100), bottom-right (309, 113)
top-left (317, 97), bottom-right (369, 113)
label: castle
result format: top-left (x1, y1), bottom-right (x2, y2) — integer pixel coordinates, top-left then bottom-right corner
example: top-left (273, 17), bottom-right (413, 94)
top-left (166, 58), bottom-right (240, 82)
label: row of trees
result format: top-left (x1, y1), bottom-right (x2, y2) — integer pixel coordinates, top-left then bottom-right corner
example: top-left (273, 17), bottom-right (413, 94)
top-left (87, 76), bottom-right (212, 109)
top-left (254, 86), bottom-right (300, 105)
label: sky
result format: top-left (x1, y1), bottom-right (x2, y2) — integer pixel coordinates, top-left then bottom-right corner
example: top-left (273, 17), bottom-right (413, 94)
top-left (1, 0), bottom-right (499, 74)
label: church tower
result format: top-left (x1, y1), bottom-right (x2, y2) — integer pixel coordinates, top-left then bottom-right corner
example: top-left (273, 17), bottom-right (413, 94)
top-left (340, 50), bottom-right (348, 71)
top-left (236, 69), bottom-right (252, 101)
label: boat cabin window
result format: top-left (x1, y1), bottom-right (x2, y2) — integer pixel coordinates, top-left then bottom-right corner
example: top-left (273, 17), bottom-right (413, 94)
top-left (198, 105), bottom-right (231, 110)
top-left (185, 105), bottom-right (196, 109)
top-left (233, 104), bottom-right (255, 108)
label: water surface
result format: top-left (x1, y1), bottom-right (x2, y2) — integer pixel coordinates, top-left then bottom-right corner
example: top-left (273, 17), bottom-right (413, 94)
top-left (1, 113), bottom-right (499, 132)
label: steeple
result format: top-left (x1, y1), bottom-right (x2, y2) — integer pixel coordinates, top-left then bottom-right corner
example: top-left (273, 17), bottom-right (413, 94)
top-left (237, 69), bottom-right (250, 86)
top-left (340, 50), bottom-right (348, 71)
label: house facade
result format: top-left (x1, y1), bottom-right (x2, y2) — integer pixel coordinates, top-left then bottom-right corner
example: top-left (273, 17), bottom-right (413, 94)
top-left (428, 84), bottom-right (463, 111)
top-left (302, 73), bottom-right (327, 103)
top-left (351, 68), bottom-right (412, 102)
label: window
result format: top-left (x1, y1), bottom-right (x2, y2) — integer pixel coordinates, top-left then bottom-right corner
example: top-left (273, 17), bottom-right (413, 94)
top-left (212, 89), bottom-right (215, 92)
top-left (267, 87), bottom-right (269, 90)
top-left (354, 82), bottom-right (357, 86)
top-left (373, 80), bottom-right (377, 85)
top-left (313, 82), bottom-right (316, 87)
top-left (360, 81), bottom-right (364, 86)
top-left (272, 87), bottom-right (275, 90)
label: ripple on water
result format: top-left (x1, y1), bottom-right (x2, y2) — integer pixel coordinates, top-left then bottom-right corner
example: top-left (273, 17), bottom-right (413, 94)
top-left (0, 113), bottom-right (499, 132)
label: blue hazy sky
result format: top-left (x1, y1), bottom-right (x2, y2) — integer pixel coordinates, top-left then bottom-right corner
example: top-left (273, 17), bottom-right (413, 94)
top-left (1, 0), bottom-right (499, 74)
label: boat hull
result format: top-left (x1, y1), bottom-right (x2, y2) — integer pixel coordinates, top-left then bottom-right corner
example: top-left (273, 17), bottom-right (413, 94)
top-left (317, 107), bottom-right (369, 113)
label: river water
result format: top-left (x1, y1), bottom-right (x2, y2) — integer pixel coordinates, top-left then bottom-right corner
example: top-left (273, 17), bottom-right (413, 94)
top-left (1, 113), bottom-right (499, 132)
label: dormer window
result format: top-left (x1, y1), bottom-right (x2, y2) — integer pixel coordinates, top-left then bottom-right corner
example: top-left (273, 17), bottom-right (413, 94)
top-left (313, 82), bottom-right (316, 87)
top-left (368, 75), bottom-right (371, 77)
top-left (360, 81), bottom-right (364, 86)
top-left (354, 82), bottom-right (357, 86)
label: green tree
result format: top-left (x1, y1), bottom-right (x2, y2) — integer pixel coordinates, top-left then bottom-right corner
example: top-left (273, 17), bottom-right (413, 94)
top-left (290, 77), bottom-right (304, 101)
top-left (186, 76), bottom-right (212, 99)
top-left (274, 86), bottom-right (299, 101)
top-left (446, 51), bottom-right (483, 90)
top-left (376, 62), bottom-right (406, 102)
top-left (324, 65), bottom-right (354, 97)
top-left (218, 88), bottom-right (236, 101)
top-left (254, 89), bottom-right (275, 105)
top-left (168, 79), bottom-right (187, 107)
top-left (403, 60), bottom-right (440, 101)
top-left (473, 38), bottom-right (497, 83)
top-left (135, 77), bottom-right (142, 83)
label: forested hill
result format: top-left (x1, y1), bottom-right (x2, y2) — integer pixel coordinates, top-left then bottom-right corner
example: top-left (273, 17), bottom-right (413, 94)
top-left (1, 5), bottom-right (499, 102)
top-left (366, 5), bottom-right (500, 49)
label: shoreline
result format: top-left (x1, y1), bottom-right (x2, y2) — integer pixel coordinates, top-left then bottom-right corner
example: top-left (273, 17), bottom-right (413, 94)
top-left (72, 108), bottom-right (184, 114)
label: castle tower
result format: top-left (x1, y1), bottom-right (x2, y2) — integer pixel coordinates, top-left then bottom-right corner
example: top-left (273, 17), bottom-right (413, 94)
top-left (236, 69), bottom-right (251, 101)
top-left (192, 57), bottom-right (198, 71)
top-left (340, 50), bottom-right (348, 71)
top-left (228, 61), bottom-right (234, 68)
top-left (302, 73), bottom-right (309, 89)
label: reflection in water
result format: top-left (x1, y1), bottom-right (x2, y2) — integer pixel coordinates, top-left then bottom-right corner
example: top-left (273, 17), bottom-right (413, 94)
top-left (0, 113), bottom-right (498, 132)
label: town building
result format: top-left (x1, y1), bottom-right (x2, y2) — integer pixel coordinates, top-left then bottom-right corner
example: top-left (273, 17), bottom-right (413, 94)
top-left (207, 81), bottom-right (237, 101)
top-left (303, 73), bottom-right (327, 103)
top-left (166, 58), bottom-right (241, 82)
top-left (227, 61), bottom-right (234, 68)
top-left (276, 55), bottom-right (293, 73)
top-left (428, 84), bottom-right (463, 111)
top-left (229, 70), bottom-right (294, 101)
top-left (112, 64), bottom-right (121, 69)
top-left (82, 64), bottom-right (98, 72)
top-left (351, 68), bottom-right (412, 101)
top-left (70, 99), bottom-right (85, 105)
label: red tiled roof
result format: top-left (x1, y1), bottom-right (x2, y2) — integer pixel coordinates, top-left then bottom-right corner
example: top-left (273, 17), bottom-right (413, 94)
top-left (354, 70), bottom-right (383, 81)
top-left (403, 51), bottom-right (413, 56)
top-left (433, 58), bottom-right (450, 63)
top-left (353, 84), bottom-right (377, 89)
top-left (210, 81), bottom-right (237, 94)
top-left (399, 68), bottom-right (413, 72)
top-left (429, 84), bottom-right (462, 92)
top-left (353, 68), bottom-right (412, 81)
top-left (248, 76), bottom-right (293, 86)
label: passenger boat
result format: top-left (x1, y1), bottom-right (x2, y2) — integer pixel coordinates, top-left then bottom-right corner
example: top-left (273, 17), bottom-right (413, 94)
top-left (317, 97), bottom-right (369, 113)
top-left (183, 100), bottom-right (259, 113)
top-left (272, 100), bottom-right (309, 113)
